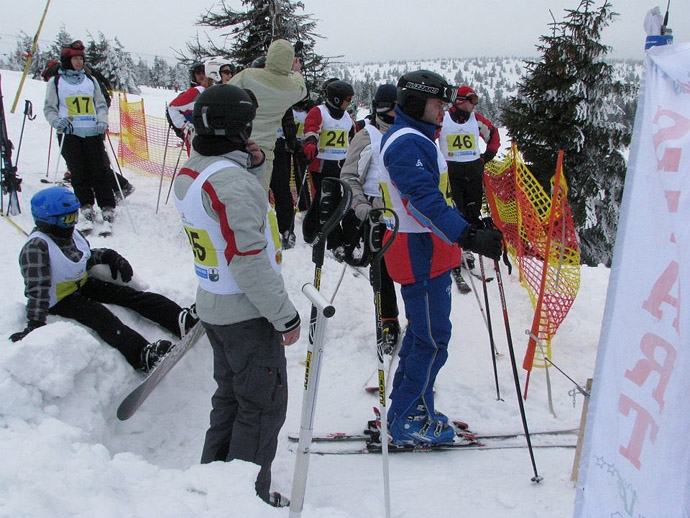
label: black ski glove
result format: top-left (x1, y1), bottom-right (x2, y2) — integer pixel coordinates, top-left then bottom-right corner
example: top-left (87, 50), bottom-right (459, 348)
top-left (458, 224), bottom-right (503, 261)
top-left (101, 250), bottom-right (133, 282)
top-left (10, 320), bottom-right (45, 342)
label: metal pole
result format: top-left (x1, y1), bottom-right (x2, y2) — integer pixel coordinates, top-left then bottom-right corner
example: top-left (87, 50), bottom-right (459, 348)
top-left (289, 283), bottom-right (335, 518)
top-left (11, 0), bottom-right (52, 113)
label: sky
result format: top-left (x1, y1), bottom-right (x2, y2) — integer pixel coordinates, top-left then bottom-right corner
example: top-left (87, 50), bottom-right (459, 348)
top-left (0, 0), bottom-right (687, 65)
top-left (0, 68), bottom-right (606, 517)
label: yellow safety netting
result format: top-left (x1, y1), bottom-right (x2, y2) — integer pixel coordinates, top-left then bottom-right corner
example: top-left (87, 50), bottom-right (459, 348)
top-left (111, 92), bottom-right (185, 179)
top-left (484, 145), bottom-right (580, 385)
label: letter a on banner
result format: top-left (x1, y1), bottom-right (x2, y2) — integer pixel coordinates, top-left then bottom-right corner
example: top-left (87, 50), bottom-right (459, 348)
top-left (573, 42), bottom-right (690, 518)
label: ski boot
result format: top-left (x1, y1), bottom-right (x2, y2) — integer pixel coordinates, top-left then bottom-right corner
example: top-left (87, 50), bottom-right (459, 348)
top-left (140, 340), bottom-right (174, 373)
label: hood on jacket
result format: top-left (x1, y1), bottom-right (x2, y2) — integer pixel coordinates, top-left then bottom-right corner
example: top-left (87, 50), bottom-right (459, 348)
top-left (265, 39), bottom-right (295, 77)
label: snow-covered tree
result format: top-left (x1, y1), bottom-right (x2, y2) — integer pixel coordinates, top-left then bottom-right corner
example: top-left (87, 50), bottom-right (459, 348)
top-left (90, 34), bottom-right (141, 95)
top-left (501, 0), bottom-right (633, 266)
top-left (185, 0), bottom-right (328, 94)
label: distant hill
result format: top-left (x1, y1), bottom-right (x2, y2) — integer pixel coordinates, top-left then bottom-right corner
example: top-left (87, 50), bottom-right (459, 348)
top-left (327, 57), bottom-right (643, 123)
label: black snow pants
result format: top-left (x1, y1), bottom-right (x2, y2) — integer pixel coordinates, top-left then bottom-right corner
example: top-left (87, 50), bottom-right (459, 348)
top-left (199, 317), bottom-right (288, 504)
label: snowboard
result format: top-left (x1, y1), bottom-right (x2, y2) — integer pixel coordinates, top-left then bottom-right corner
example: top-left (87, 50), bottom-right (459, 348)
top-left (117, 321), bottom-right (206, 420)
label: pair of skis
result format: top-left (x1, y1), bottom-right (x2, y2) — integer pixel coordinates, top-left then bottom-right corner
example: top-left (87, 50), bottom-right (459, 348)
top-left (287, 407), bottom-right (578, 455)
top-left (1, 74), bottom-right (22, 217)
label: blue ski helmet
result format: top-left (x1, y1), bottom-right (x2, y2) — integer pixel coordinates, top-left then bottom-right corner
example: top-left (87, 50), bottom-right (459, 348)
top-left (31, 187), bottom-right (80, 228)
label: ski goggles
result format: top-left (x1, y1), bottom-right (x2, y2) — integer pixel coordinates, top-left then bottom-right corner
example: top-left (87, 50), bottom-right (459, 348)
top-left (220, 68), bottom-right (233, 75)
top-left (55, 211), bottom-right (79, 228)
top-left (401, 80), bottom-right (457, 104)
top-left (457, 93), bottom-right (479, 105)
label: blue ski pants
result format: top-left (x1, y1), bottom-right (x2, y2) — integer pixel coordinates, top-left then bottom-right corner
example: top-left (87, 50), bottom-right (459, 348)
top-left (389, 272), bottom-right (453, 423)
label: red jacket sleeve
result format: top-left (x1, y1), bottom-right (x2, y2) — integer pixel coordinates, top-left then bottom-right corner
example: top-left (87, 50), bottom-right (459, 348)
top-left (475, 111), bottom-right (500, 161)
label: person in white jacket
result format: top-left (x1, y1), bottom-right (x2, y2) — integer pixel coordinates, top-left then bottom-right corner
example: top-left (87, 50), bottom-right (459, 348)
top-left (173, 84), bottom-right (300, 508)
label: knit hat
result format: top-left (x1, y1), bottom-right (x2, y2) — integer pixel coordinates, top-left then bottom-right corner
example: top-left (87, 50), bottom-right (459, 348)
top-left (60, 41), bottom-right (85, 70)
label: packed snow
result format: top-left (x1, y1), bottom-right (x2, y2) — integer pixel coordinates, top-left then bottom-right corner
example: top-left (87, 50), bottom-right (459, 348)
top-left (0, 69), bottom-right (609, 517)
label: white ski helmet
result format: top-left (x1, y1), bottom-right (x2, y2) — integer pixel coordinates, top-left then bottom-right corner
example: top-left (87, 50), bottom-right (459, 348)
top-left (204, 56), bottom-right (228, 83)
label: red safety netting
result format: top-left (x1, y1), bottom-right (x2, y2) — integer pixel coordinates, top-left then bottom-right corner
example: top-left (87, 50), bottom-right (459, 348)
top-left (484, 145), bottom-right (580, 395)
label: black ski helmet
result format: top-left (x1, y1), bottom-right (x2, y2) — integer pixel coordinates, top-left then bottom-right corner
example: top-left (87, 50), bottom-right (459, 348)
top-left (325, 80), bottom-right (354, 110)
top-left (193, 84), bottom-right (258, 143)
top-left (250, 56), bottom-right (267, 69)
top-left (189, 62), bottom-right (205, 85)
top-left (396, 70), bottom-right (456, 121)
top-left (373, 83), bottom-right (397, 113)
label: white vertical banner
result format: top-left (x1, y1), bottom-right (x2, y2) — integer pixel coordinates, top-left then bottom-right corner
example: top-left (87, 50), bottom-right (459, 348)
top-left (574, 43), bottom-right (690, 517)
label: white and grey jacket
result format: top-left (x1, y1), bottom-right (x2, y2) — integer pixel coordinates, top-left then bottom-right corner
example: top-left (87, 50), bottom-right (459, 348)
top-left (172, 149), bottom-right (300, 334)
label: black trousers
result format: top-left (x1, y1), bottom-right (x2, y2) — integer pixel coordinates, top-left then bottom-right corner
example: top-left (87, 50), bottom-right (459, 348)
top-left (200, 318), bottom-right (287, 503)
top-left (270, 139), bottom-right (295, 234)
top-left (61, 134), bottom-right (116, 210)
top-left (379, 259), bottom-right (399, 321)
top-left (310, 159), bottom-right (345, 249)
top-left (50, 278), bottom-right (183, 369)
top-left (447, 159), bottom-right (485, 226)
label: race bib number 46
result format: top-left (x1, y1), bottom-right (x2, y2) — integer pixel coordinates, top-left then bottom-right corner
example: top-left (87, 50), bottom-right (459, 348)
top-left (445, 133), bottom-right (477, 153)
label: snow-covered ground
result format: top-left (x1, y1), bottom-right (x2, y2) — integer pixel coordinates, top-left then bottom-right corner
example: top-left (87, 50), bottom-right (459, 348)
top-left (0, 69), bottom-right (608, 517)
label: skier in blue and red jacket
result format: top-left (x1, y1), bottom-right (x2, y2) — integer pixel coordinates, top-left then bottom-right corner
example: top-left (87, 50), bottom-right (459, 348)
top-left (379, 70), bottom-right (503, 446)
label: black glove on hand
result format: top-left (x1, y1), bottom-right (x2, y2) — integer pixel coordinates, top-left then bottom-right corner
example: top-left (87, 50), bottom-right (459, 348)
top-left (458, 224), bottom-right (504, 261)
top-left (10, 320), bottom-right (45, 342)
top-left (102, 250), bottom-right (133, 282)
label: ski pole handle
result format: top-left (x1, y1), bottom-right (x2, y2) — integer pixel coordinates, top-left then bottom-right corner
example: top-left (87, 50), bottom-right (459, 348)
top-left (302, 283), bottom-right (335, 318)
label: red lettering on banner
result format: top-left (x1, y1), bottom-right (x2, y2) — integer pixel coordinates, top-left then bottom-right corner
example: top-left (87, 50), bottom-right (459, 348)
top-left (618, 394), bottom-right (659, 469)
top-left (652, 108), bottom-right (690, 151)
top-left (657, 147), bottom-right (681, 172)
top-left (665, 191), bottom-right (680, 213)
top-left (624, 333), bottom-right (677, 409)
top-left (641, 261), bottom-right (680, 332)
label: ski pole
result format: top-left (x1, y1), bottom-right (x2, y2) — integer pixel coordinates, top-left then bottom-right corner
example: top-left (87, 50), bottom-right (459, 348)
top-left (493, 258), bottom-right (542, 483)
top-left (14, 99), bottom-right (35, 168)
top-left (307, 177), bottom-right (352, 345)
top-left (368, 207), bottom-right (399, 518)
top-left (478, 255), bottom-right (502, 401)
top-left (294, 161), bottom-right (311, 215)
top-left (44, 127), bottom-right (53, 180)
top-left (52, 133), bottom-right (67, 183)
top-left (163, 141), bottom-right (185, 206)
top-left (289, 283), bottom-right (336, 518)
top-left (105, 132), bottom-right (137, 233)
top-left (155, 122), bottom-right (172, 214)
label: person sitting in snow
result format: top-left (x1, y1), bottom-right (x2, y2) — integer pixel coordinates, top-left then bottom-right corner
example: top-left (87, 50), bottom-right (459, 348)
top-left (10, 186), bottom-right (198, 373)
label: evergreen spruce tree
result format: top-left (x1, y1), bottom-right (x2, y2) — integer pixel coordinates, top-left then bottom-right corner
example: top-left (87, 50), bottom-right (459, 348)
top-left (501, 0), bottom-right (633, 266)
top-left (93, 35), bottom-right (141, 95)
top-left (186, 0), bottom-right (327, 93)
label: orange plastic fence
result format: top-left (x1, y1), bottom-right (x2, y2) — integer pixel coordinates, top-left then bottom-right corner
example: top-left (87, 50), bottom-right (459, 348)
top-left (111, 93), bottom-right (185, 179)
top-left (484, 145), bottom-right (580, 381)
